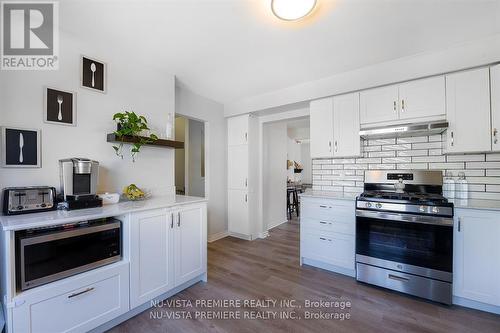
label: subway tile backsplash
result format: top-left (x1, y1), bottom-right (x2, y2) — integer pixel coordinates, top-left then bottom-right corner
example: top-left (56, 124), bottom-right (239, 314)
top-left (311, 134), bottom-right (500, 200)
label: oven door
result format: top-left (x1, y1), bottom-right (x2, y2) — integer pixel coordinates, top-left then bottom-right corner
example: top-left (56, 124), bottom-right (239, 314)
top-left (17, 220), bottom-right (121, 291)
top-left (356, 210), bottom-right (453, 278)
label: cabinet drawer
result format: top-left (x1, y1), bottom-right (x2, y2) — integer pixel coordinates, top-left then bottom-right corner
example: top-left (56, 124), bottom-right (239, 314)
top-left (301, 199), bottom-right (354, 221)
top-left (13, 263), bottom-right (129, 333)
top-left (301, 230), bottom-right (354, 270)
top-left (301, 217), bottom-right (354, 235)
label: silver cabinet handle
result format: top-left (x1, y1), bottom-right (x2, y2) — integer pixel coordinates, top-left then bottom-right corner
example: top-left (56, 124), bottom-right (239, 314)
top-left (401, 99), bottom-right (405, 112)
top-left (328, 141), bottom-right (332, 152)
top-left (494, 128), bottom-right (498, 144)
top-left (68, 287), bottom-right (94, 299)
top-left (393, 101), bottom-right (397, 112)
top-left (245, 132), bottom-right (248, 142)
top-left (451, 131), bottom-right (454, 146)
top-left (319, 221), bottom-right (328, 224)
top-left (245, 194), bottom-right (248, 202)
top-left (319, 237), bottom-right (332, 242)
top-left (177, 212), bottom-right (181, 227)
top-left (334, 140), bottom-right (338, 152)
top-left (458, 217), bottom-right (461, 232)
top-left (319, 205), bottom-right (328, 208)
top-left (388, 274), bottom-right (409, 282)
top-left (245, 178), bottom-right (248, 187)
top-left (171, 213), bottom-right (174, 229)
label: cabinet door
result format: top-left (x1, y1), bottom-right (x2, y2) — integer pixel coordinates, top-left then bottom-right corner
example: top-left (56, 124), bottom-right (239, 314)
top-left (228, 189), bottom-right (249, 236)
top-left (130, 209), bottom-right (174, 308)
top-left (310, 97), bottom-right (334, 158)
top-left (399, 76), bottom-right (445, 120)
top-left (227, 115), bottom-right (249, 146)
top-left (174, 205), bottom-right (207, 286)
top-left (454, 210), bottom-right (500, 306)
top-left (333, 92), bottom-right (361, 157)
top-left (491, 65), bottom-right (500, 151)
top-left (360, 85), bottom-right (399, 125)
top-left (445, 68), bottom-right (491, 153)
top-left (228, 145), bottom-right (248, 190)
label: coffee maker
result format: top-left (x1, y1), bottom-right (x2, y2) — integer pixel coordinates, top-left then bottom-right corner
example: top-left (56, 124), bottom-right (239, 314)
top-left (59, 158), bottom-right (102, 209)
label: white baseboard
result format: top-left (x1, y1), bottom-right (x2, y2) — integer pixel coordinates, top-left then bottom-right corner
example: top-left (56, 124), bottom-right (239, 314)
top-left (258, 231), bottom-right (269, 239)
top-left (208, 230), bottom-right (229, 242)
top-left (267, 219), bottom-right (288, 230)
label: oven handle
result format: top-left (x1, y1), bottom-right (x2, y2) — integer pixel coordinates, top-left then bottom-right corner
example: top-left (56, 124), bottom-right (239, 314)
top-left (355, 209), bottom-right (453, 226)
top-left (19, 221), bottom-right (121, 247)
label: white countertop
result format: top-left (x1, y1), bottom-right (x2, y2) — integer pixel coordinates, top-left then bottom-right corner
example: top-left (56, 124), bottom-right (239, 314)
top-left (299, 191), bottom-right (358, 201)
top-left (0, 195), bottom-right (207, 231)
top-left (451, 199), bottom-right (500, 211)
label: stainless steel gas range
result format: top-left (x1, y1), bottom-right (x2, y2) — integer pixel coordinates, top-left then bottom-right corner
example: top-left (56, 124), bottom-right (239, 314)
top-left (355, 170), bottom-right (453, 304)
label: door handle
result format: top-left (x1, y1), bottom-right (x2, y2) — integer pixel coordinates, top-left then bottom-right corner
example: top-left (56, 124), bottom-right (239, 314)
top-left (68, 287), bottom-right (94, 299)
top-left (388, 274), bottom-right (409, 282)
top-left (177, 212), bottom-right (181, 227)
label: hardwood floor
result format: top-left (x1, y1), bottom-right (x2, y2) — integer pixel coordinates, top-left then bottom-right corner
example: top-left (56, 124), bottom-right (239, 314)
top-left (109, 220), bottom-right (500, 333)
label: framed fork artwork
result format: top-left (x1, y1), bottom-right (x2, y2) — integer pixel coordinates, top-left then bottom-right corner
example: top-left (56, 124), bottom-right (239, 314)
top-left (44, 87), bottom-right (77, 126)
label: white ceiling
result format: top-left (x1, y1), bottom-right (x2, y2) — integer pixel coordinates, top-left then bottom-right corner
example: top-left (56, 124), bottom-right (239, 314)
top-left (60, 0), bottom-right (500, 105)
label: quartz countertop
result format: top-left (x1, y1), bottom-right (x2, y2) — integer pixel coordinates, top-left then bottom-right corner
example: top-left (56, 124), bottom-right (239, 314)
top-left (451, 198), bottom-right (500, 212)
top-left (299, 191), bottom-right (358, 201)
top-left (0, 195), bottom-right (207, 231)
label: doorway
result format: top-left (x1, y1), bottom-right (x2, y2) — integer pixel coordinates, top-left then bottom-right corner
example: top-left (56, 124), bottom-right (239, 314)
top-left (175, 115), bottom-right (205, 197)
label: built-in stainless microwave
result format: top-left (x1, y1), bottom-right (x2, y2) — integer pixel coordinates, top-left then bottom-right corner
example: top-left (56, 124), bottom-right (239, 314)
top-left (15, 218), bottom-right (121, 291)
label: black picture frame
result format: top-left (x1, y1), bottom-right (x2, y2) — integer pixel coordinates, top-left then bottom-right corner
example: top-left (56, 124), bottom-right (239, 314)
top-left (44, 87), bottom-right (76, 126)
top-left (1, 127), bottom-right (41, 168)
top-left (81, 55), bottom-right (106, 93)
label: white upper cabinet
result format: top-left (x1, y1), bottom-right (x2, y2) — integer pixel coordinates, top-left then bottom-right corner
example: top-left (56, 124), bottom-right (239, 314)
top-left (491, 64), bottom-right (500, 152)
top-left (399, 76), bottom-right (445, 120)
top-left (360, 85), bottom-right (399, 125)
top-left (310, 97), bottom-right (334, 159)
top-left (445, 68), bottom-right (491, 154)
top-left (454, 209), bottom-right (500, 306)
top-left (333, 92), bottom-right (361, 157)
top-left (227, 115), bottom-right (249, 146)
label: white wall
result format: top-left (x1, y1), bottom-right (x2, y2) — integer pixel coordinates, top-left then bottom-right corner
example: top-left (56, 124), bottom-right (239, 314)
top-left (175, 82), bottom-right (226, 238)
top-left (263, 121), bottom-right (287, 229)
top-left (300, 143), bottom-right (311, 184)
top-left (187, 119), bottom-right (205, 197)
top-left (0, 31), bottom-right (175, 195)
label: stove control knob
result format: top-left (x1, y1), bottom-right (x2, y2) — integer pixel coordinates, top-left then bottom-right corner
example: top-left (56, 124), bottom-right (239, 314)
top-left (376, 203), bottom-right (382, 209)
top-left (432, 207), bottom-right (439, 214)
top-left (419, 206), bottom-right (425, 212)
top-left (366, 202), bottom-right (372, 208)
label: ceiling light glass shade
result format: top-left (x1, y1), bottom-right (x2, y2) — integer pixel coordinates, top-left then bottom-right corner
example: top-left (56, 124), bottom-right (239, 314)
top-left (271, 0), bottom-right (316, 21)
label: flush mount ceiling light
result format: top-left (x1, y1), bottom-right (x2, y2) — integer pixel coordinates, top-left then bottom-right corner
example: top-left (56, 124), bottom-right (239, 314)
top-left (271, 0), bottom-right (317, 21)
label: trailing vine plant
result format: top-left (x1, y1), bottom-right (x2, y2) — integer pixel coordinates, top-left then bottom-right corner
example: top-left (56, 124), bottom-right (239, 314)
top-left (112, 111), bottom-right (158, 162)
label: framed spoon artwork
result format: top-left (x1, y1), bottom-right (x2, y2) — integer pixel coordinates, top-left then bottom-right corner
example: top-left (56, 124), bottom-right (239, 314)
top-left (44, 87), bottom-right (76, 126)
top-left (81, 55), bottom-right (106, 93)
top-left (1, 127), bottom-right (41, 168)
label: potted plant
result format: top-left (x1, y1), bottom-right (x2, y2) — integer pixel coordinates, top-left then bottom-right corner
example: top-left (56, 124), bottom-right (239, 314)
top-left (112, 111), bottom-right (158, 162)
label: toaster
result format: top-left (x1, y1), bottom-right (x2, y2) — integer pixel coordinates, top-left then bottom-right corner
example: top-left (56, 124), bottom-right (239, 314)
top-left (2, 186), bottom-right (57, 215)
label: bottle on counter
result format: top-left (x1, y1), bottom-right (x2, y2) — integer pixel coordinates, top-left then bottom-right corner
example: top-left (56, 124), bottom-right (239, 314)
top-left (443, 171), bottom-right (455, 199)
top-left (456, 172), bottom-right (468, 199)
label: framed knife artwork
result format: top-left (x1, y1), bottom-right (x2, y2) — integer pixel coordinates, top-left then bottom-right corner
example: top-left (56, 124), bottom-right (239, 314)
top-left (81, 55), bottom-right (107, 93)
top-left (1, 127), bottom-right (41, 168)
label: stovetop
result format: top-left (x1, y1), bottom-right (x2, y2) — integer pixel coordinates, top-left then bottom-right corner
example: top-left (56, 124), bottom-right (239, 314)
top-left (358, 190), bottom-right (451, 207)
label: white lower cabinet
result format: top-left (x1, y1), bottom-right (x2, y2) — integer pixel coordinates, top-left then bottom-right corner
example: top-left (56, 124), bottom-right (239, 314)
top-left (453, 209), bottom-right (500, 307)
top-left (130, 204), bottom-right (207, 309)
top-left (12, 262), bottom-right (129, 333)
top-left (300, 197), bottom-right (355, 275)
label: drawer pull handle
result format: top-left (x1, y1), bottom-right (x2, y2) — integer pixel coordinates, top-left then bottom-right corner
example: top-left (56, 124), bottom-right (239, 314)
top-left (319, 221), bottom-right (328, 224)
top-left (319, 237), bottom-right (332, 242)
top-left (319, 205), bottom-right (328, 208)
top-left (68, 287), bottom-right (95, 299)
top-left (388, 274), bottom-right (409, 283)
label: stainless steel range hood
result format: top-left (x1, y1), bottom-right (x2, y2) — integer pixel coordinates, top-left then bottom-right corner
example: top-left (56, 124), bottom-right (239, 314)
top-left (359, 121), bottom-right (448, 139)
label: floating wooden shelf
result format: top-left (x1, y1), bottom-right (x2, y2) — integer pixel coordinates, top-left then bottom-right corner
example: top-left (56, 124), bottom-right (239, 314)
top-left (106, 133), bottom-right (184, 149)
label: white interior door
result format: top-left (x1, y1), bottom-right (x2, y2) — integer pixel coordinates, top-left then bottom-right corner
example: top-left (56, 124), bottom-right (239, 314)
top-left (130, 209), bottom-right (173, 308)
top-left (333, 92), bottom-right (361, 157)
top-left (491, 65), bottom-right (500, 151)
top-left (228, 189), bottom-right (249, 236)
top-left (399, 76), bottom-right (446, 120)
top-left (360, 85), bottom-right (399, 125)
top-left (227, 115), bottom-right (248, 146)
top-left (228, 145), bottom-right (248, 190)
top-left (309, 97), bottom-right (334, 158)
top-left (445, 68), bottom-right (491, 153)
top-left (174, 205), bottom-right (206, 286)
